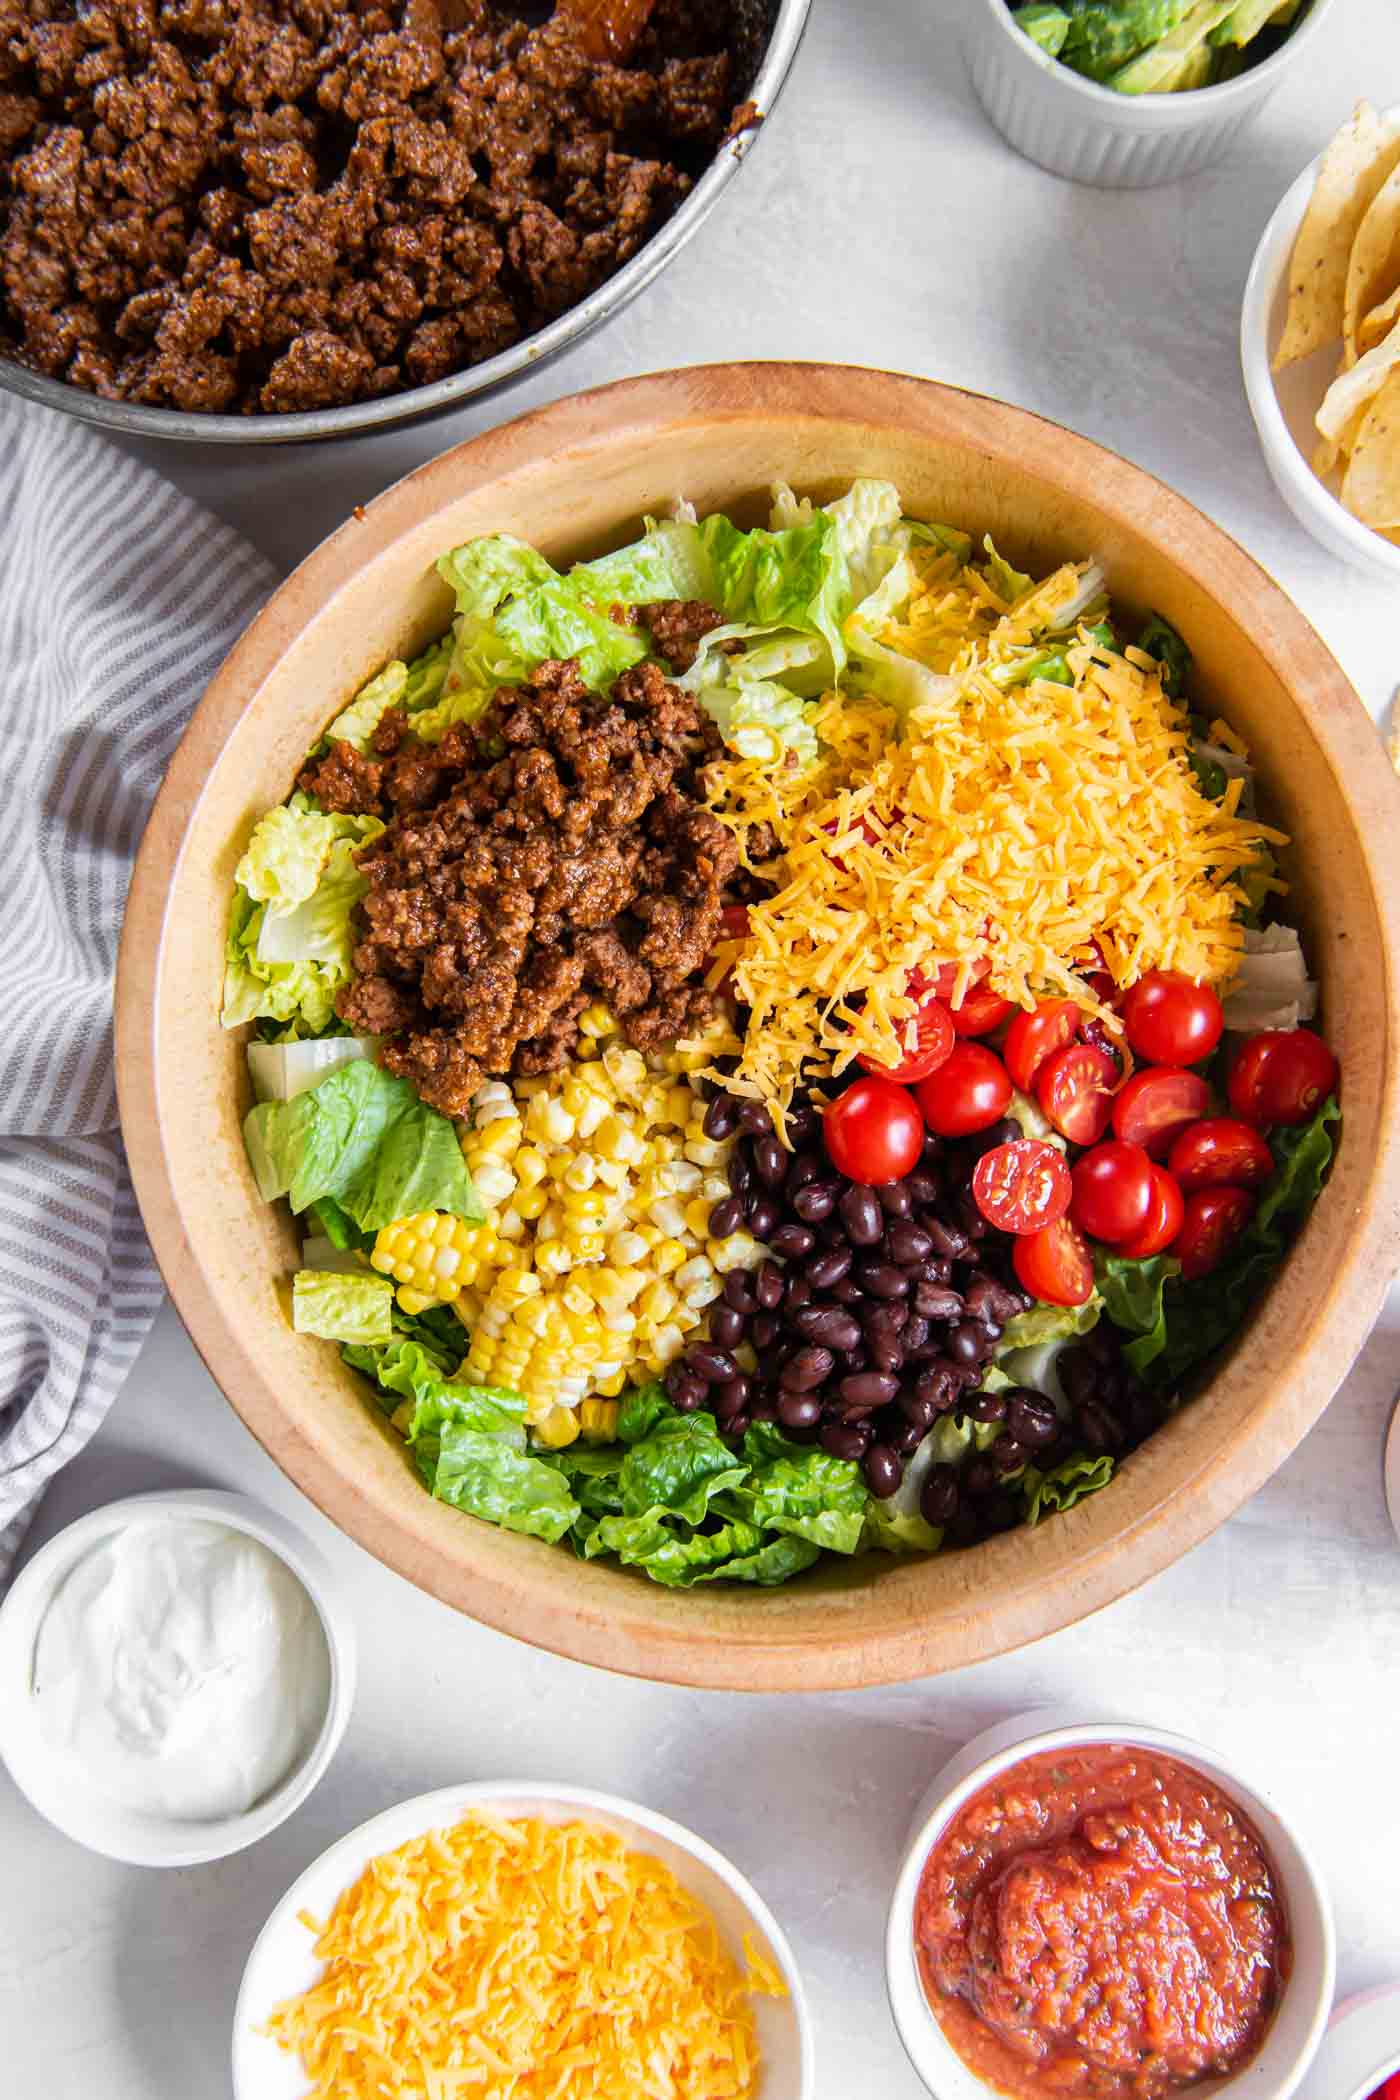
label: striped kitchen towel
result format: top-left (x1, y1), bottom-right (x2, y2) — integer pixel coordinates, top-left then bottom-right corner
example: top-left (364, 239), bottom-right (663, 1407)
top-left (0, 395), bottom-right (276, 1576)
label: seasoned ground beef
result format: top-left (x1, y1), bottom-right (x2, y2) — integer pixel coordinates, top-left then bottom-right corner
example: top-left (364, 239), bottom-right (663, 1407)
top-left (641, 596), bottom-right (726, 672)
top-left (0, 0), bottom-right (749, 415)
top-left (326, 654), bottom-right (741, 1114)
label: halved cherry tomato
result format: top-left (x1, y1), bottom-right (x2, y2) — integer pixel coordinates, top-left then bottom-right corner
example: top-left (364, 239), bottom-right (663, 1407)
top-left (1004, 999), bottom-right (1080, 1092)
top-left (820, 813), bottom-right (881, 872)
top-left (822, 1077), bottom-right (924, 1183)
top-left (1168, 1116), bottom-right (1274, 1193)
top-left (915, 1043), bottom-right (1013, 1138)
top-left (858, 987), bottom-right (955, 1085)
top-left (1171, 1185), bottom-right (1255, 1281)
top-left (1114, 1166), bottom-right (1185, 1259)
top-left (1111, 1067), bottom-right (1211, 1160)
top-left (971, 1139), bottom-right (1072, 1236)
top-left (1035, 1041), bottom-right (1118, 1146)
top-left (1070, 1140), bottom-right (1155, 1245)
top-left (1227, 1028), bottom-right (1339, 1129)
top-left (1013, 1215), bottom-right (1095, 1307)
top-left (948, 985), bottom-right (1016, 1037)
top-left (1121, 971), bottom-right (1224, 1067)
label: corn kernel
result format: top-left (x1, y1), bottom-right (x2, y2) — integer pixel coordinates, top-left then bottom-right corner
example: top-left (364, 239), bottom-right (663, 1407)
top-left (513, 1146), bottom-right (548, 1189)
top-left (712, 1232), bottom-right (763, 1274)
top-left (664, 1084), bottom-right (693, 1127)
top-left (684, 1137), bottom-right (724, 1169)
top-left (535, 1242), bottom-right (572, 1279)
top-left (534, 1406), bottom-right (583, 1452)
top-left (579, 1003), bottom-right (614, 1038)
top-left (575, 1094), bottom-right (610, 1139)
top-left (581, 1397), bottom-right (622, 1436)
top-left (653, 1237), bottom-right (687, 1275)
top-left (683, 1197), bottom-right (713, 1238)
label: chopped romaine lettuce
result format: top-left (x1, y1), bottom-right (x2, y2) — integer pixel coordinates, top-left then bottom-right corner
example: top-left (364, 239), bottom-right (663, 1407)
top-left (862, 1410), bottom-right (1001, 1554)
top-left (980, 537), bottom-right (1034, 605)
top-left (1022, 1453), bottom-right (1115, 1523)
top-left (1012, 2), bottom-right (1072, 54)
top-left (234, 798), bottom-right (338, 912)
top-left (243, 1058), bottom-right (483, 1232)
top-left (246, 1035), bottom-right (378, 1104)
top-left (999, 1294), bottom-right (1101, 1351)
top-left (567, 517), bottom-right (714, 607)
top-left (223, 804), bottom-right (381, 1036)
top-left (733, 1421), bottom-right (867, 1554)
top-left (699, 510), bottom-right (851, 680)
top-left (292, 1269), bottom-right (394, 1346)
top-left (1095, 1251), bottom-right (1180, 1373)
top-left (699, 678), bottom-right (819, 769)
top-left (616, 1408), bottom-right (747, 1525)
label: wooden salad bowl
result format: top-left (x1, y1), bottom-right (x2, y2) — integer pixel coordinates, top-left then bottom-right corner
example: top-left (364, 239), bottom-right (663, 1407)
top-left (116, 364), bottom-right (1400, 1689)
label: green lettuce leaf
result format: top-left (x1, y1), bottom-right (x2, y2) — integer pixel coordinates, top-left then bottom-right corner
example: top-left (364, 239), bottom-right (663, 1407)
top-left (1096, 1252), bottom-right (1180, 1374)
top-left (699, 510), bottom-right (851, 679)
top-left (224, 803), bottom-right (381, 1035)
top-left (425, 1421), bottom-right (578, 1544)
top-left (999, 1294), bottom-right (1101, 1351)
top-left (292, 1268), bottom-right (393, 1346)
top-left (734, 1421), bottom-right (867, 1554)
top-left (618, 1381), bottom-right (673, 1445)
top-left (980, 536), bottom-right (1034, 605)
top-left (582, 1510), bottom-right (818, 1586)
top-left (223, 892), bottom-right (344, 1037)
top-left (1023, 1453), bottom-right (1115, 1524)
top-left (243, 1058), bottom-right (483, 1231)
top-left (567, 518), bottom-right (714, 607)
top-left (234, 798), bottom-right (338, 912)
top-left (539, 1445), bottom-right (627, 1516)
top-left (617, 1409), bottom-right (748, 1525)
top-left (1012, 2), bottom-right (1071, 54)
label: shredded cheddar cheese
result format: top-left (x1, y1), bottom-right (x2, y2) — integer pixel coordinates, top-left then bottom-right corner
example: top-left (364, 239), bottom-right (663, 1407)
top-left (702, 566), bottom-right (1286, 1127)
top-left (265, 1814), bottom-right (780, 2100)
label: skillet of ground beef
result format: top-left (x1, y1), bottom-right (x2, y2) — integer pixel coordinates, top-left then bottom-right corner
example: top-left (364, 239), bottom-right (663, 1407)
top-left (320, 650), bottom-right (742, 1115)
top-left (0, 0), bottom-right (758, 415)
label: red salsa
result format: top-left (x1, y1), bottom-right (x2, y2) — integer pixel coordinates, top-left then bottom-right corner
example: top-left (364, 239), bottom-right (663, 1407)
top-left (914, 1745), bottom-right (1290, 2099)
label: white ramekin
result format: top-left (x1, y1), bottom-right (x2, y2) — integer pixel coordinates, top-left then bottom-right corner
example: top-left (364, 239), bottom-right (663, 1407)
top-left (964, 0), bottom-right (1338, 189)
top-left (232, 1780), bottom-right (813, 2100)
top-left (886, 1707), bottom-right (1336, 2100)
top-left (1242, 108), bottom-right (1400, 584)
top-left (1297, 1981), bottom-right (1400, 2100)
top-left (0, 1488), bottom-right (356, 1867)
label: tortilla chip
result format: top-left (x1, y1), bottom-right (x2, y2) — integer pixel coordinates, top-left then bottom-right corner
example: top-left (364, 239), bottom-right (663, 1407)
top-left (1317, 318), bottom-right (1400, 440)
top-left (1344, 163), bottom-right (1400, 365)
top-left (1360, 283), bottom-right (1400, 354)
top-left (1274, 103), bottom-right (1400, 369)
top-left (1340, 369), bottom-right (1400, 527)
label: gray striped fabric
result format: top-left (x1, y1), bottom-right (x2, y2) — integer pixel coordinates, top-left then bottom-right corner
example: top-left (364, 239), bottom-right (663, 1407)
top-left (0, 395), bottom-right (276, 1576)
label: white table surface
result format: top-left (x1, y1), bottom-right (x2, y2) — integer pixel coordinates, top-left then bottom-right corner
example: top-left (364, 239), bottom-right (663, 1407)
top-left (6, 4), bottom-right (1400, 2096)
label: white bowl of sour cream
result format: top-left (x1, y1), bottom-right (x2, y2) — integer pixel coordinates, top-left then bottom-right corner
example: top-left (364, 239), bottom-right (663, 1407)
top-left (0, 1488), bottom-right (355, 1866)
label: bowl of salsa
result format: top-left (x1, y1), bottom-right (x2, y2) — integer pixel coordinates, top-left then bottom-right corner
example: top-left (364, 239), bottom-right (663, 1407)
top-left (1294, 1982), bottom-right (1400, 2100)
top-left (885, 1710), bottom-right (1335, 2100)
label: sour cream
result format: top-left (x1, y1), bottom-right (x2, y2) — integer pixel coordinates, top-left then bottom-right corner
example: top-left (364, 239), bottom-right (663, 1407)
top-left (31, 1517), bottom-right (330, 1823)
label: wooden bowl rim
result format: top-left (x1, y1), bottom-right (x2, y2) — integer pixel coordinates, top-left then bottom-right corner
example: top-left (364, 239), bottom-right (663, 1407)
top-left (115, 363), bottom-right (1400, 1689)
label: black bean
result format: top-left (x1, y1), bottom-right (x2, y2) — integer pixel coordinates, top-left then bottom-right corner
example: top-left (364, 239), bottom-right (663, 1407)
top-left (863, 1443), bottom-right (903, 1497)
top-left (1076, 1400), bottom-right (1122, 1454)
top-left (793, 1305), bottom-right (862, 1353)
top-left (723, 1270), bottom-right (757, 1315)
top-left (963, 1272), bottom-right (1026, 1325)
top-left (746, 1194), bottom-right (780, 1241)
top-left (666, 1365), bottom-right (708, 1411)
top-left (707, 1304), bottom-right (744, 1350)
top-left (750, 1397), bottom-right (777, 1423)
top-left (839, 1345), bottom-right (869, 1374)
top-left (869, 1336), bottom-right (906, 1375)
top-left (723, 1414), bottom-right (751, 1440)
top-left (787, 1151), bottom-right (821, 1193)
top-left (708, 1195), bottom-right (744, 1239)
top-left (946, 1322), bottom-right (989, 1366)
top-left (786, 1104), bottom-right (819, 1147)
top-left (755, 1261), bottom-right (785, 1311)
top-left (903, 1314), bottom-right (930, 1352)
top-left (925, 1217), bottom-right (969, 1260)
top-left (917, 1255), bottom-right (954, 1285)
top-left (899, 1388), bottom-right (939, 1432)
top-left (993, 1435), bottom-right (1029, 1478)
top-left (769, 1222), bottom-right (816, 1260)
top-left (727, 1147), bottom-right (753, 1197)
top-left (839, 1371), bottom-right (899, 1408)
top-left (821, 1420), bottom-right (872, 1462)
top-left (806, 1246), bottom-right (853, 1291)
top-left (1007, 1390), bottom-right (1060, 1449)
top-left (715, 1375), bottom-right (751, 1417)
top-left (687, 1344), bottom-right (737, 1383)
top-left (839, 1183), bottom-right (884, 1245)
top-left (739, 1097), bottom-right (774, 1136)
top-left (785, 1273), bottom-right (813, 1314)
top-left (831, 1276), bottom-right (866, 1305)
top-left (921, 1465), bottom-right (960, 1527)
top-left (891, 1417), bottom-right (925, 1454)
top-left (964, 1455), bottom-right (999, 1499)
top-left (915, 1362), bottom-right (960, 1413)
top-left (792, 1180), bottom-right (838, 1223)
top-left (703, 1095), bottom-right (738, 1140)
top-left (914, 1281), bottom-right (963, 1322)
top-left (877, 1180), bottom-right (914, 1218)
top-left (756, 1345), bottom-right (788, 1384)
top-left (905, 1170), bottom-right (940, 1206)
top-left (976, 1117), bottom-right (1022, 1158)
top-left (752, 1312), bottom-right (780, 1349)
top-left (754, 1136), bottom-right (788, 1188)
top-left (777, 1389), bottom-right (823, 1431)
top-left (780, 1345), bottom-right (835, 1392)
top-left (958, 1196), bottom-right (992, 1241)
top-left (887, 1221), bottom-right (933, 1266)
top-left (856, 1260), bottom-right (910, 1300)
top-left (1060, 1348), bottom-right (1098, 1410)
top-left (968, 1388), bottom-right (1007, 1424)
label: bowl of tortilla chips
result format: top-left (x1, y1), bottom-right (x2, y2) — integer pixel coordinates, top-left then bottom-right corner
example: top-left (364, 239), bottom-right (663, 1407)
top-left (1242, 101), bottom-right (1400, 581)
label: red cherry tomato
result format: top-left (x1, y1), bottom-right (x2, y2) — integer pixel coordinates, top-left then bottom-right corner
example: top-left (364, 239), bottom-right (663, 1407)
top-left (1227, 1028), bottom-right (1339, 1129)
top-left (971, 1139), bottom-right (1073, 1236)
top-left (1004, 999), bottom-right (1081, 1093)
top-left (1114, 1166), bottom-right (1185, 1260)
top-left (1035, 1042), bottom-right (1119, 1146)
top-left (1013, 1215), bottom-right (1096, 1307)
top-left (858, 987), bottom-right (955, 1086)
top-left (1110, 1067), bottom-right (1212, 1161)
top-left (1120, 971), bottom-right (1224, 1067)
top-left (822, 1077), bottom-right (924, 1183)
top-left (1070, 1140), bottom-right (1155, 1245)
top-left (915, 1043), bottom-right (1013, 1138)
top-left (1368, 2075), bottom-right (1400, 2100)
top-left (1168, 1116), bottom-right (1275, 1193)
top-left (1171, 1186), bottom-right (1255, 1281)
top-left (948, 984), bottom-right (1016, 1037)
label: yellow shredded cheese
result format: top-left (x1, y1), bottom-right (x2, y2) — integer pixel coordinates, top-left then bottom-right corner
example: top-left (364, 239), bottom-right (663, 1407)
top-left (703, 561), bottom-right (1285, 1126)
top-left (265, 1814), bottom-right (779, 2100)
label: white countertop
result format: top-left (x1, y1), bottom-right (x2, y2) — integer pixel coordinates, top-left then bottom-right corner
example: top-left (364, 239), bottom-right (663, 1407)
top-left (6, 3), bottom-right (1400, 2096)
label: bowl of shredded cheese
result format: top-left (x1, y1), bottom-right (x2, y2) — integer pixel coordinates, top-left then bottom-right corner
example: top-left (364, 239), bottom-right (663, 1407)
top-left (232, 1780), bottom-right (810, 2100)
top-left (118, 362), bottom-right (1400, 1689)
